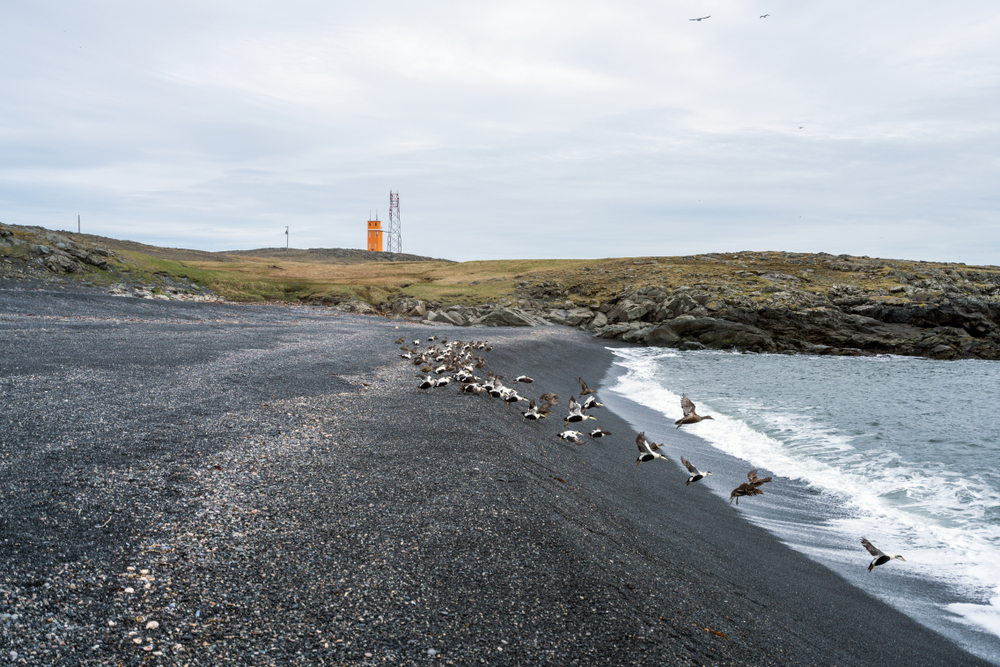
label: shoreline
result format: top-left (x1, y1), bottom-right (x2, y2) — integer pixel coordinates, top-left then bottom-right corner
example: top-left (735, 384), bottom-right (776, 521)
top-left (0, 287), bottom-right (993, 665)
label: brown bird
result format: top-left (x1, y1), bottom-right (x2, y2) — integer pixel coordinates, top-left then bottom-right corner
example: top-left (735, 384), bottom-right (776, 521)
top-left (539, 392), bottom-right (560, 405)
top-left (635, 432), bottom-right (667, 465)
top-left (861, 538), bottom-right (906, 573)
top-left (394, 336), bottom-right (405, 344)
top-left (729, 469), bottom-right (772, 504)
top-left (675, 394), bottom-right (714, 428)
top-left (578, 378), bottom-right (597, 395)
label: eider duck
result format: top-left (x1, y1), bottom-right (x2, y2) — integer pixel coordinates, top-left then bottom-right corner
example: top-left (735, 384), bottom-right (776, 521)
top-left (681, 457), bottom-right (712, 486)
top-left (729, 469), bottom-right (771, 504)
top-left (589, 427), bottom-right (612, 439)
top-left (861, 538), bottom-right (906, 572)
top-left (581, 395), bottom-right (603, 411)
top-left (578, 378), bottom-right (597, 395)
top-left (675, 394), bottom-right (714, 428)
top-left (635, 432), bottom-right (667, 465)
top-left (557, 430), bottom-right (585, 446)
top-left (564, 396), bottom-right (597, 426)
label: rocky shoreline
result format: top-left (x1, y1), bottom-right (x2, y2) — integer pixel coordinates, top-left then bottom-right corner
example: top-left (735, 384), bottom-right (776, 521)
top-left (4, 222), bottom-right (999, 360)
top-left (389, 252), bottom-right (1000, 360)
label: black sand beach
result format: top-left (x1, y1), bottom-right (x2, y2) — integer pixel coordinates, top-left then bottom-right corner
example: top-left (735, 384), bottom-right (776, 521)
top-left (0, 286), bottom-right (990, 666)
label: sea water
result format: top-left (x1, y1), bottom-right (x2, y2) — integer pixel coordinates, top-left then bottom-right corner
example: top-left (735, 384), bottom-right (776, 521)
top-left (605, 348), bottom-right (1000, 664)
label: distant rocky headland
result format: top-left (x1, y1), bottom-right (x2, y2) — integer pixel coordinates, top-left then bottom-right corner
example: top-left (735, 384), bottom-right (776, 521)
top-left (392, 252), bottom-right (1000, 360)
top-left (3, 221), bottom-right (999, 360)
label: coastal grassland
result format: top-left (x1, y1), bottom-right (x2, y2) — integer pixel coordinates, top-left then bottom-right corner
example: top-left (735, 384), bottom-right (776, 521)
top-left (162, 256), bottom-right (604, 304)
top-left (115, 248), bottom-right (1000, 308)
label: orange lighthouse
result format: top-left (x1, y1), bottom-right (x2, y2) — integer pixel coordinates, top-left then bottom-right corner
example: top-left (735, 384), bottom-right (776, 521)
top-left (367, 218), bottom-right (382, 252)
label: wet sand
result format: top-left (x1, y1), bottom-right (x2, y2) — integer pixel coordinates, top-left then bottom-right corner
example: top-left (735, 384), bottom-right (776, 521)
top-left (0, 286), bottom-right (988, 665)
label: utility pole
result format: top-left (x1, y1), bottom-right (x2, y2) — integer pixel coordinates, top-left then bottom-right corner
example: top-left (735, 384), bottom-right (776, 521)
top-left (78, 215), bottom-right (80, 234)
top-left (285, 226), bottom-right (289, 250)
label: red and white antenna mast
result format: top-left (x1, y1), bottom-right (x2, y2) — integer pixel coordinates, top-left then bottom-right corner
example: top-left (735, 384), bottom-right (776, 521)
top-left (387, 191), bottom-right (401, 253)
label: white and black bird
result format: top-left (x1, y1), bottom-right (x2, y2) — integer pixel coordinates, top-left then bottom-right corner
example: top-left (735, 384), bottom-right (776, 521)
top-left (558, 430), bottom-right (585, 446)
top-left (635, 432), bottom-right (667, 465)
top-left (521, 399), bottom-right (546, 421)
top-left (417, 375), bottom-right (436, 390)
top-left (589, 427), bottom-right (612, 439)
top-left (581, 395), bottom-right (604, 411)
top-left (681, 457), bottom-right (712, 486)
top-left (565, 396), bottom-right (598, 426)
top-left (514, 375), bottom-right (534, 384)
top-left (861, 538), bottom-right (906, 573)
top-left (675, 394), bottom-right (714, 428)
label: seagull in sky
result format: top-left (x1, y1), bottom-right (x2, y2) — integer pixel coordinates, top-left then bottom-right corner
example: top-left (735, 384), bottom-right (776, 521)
top-left (760, 14), bottom-right (770, 18)
top-left (690, 16), bottom-right (710, 21)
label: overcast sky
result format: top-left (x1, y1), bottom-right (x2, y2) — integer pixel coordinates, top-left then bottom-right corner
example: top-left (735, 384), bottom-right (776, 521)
top-left (2, 1), bottom-right (999, 264)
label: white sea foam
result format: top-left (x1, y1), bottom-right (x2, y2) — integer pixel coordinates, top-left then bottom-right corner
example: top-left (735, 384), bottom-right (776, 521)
top-left (608, 347), bottom-right (1000, 653)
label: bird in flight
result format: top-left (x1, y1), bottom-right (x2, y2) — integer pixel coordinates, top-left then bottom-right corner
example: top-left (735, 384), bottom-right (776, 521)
top-left (690, 16), bottom-right (710, 21)
top-left (861, 538), bottom-right (906, 573)
top-left (760, 14), bottom-right (770, 18)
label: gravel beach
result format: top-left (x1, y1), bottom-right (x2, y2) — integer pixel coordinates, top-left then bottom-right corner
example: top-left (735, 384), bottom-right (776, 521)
top-left (1, 286), bottom-right (989, 666)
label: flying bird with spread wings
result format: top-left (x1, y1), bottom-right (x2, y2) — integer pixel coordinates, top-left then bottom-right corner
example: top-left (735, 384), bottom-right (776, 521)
top-left (729, 469), bottom-right (772, 504)
top-left (635, 432), bottom-right (667, 465)
top-left (675, 394), bottom-right (714, 428)
top-left (861, 538), bottom-right (906, 572)
top-left (681, 457), bottom-right (712, 486)
top-left (690, 16), bottom-right (710, 21)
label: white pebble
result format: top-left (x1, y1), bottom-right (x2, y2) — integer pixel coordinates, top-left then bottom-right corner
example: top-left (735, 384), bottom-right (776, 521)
top-left (124, 587), bottom-right (134, 594)
top-left (146, 621), bottom-right (159, 630)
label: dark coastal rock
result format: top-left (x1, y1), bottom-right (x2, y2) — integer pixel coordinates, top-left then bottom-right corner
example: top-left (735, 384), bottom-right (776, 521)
top-left (668, 316), bottom-right (776, 352)
top-left (643, 323), bottom-right (680, 347)
top-left (469, 307), bottom-right (543, 327)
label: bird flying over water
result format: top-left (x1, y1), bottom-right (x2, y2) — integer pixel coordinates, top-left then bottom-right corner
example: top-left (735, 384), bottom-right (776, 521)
top-left (690, 15), bottom-right (710, 21)
top-left (675, 394), bottom-right (714, 428)
top-left (635, 432), bottom-right (667, 465)
top-left (861, 538), bottom-right (906, 572)
top-left (681, 457), bottom-right (712, 486)
top-left (729, 469), bottom-right (772, 504)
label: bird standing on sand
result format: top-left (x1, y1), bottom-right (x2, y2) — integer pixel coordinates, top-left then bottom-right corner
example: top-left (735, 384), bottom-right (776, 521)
top-left (681, 457), bottom-right (712, 486)
top-left (635, 432), bottom-right (667, 465)
top-left (565, 396), bottom-right (597, 426)
top-left (558, 430), bottom-right (585, 446)
top-left (675, 394), bottom-right (714, 428)
top-left (861, 538), bottom-right (906, 572)
top-left (729, 469), bottom-right (772, 504)
top-left (578, 378), bottom-right (597, 395)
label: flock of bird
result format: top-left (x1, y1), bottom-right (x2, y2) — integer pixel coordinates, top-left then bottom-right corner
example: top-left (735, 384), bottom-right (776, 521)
top-left (393, 333), bottom-right (905, 574)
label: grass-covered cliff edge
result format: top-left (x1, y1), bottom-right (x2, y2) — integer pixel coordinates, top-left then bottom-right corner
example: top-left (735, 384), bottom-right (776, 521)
top-left (3, 221), bottom-right (999, 360)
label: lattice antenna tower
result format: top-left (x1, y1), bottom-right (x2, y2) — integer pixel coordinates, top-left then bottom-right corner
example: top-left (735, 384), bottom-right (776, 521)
top-left (387, 191), bottom-right (401, 254)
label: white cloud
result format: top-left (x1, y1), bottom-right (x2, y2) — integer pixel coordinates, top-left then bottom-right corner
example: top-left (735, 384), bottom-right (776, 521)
top-left (1, 0), bottom-right (999, 264)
